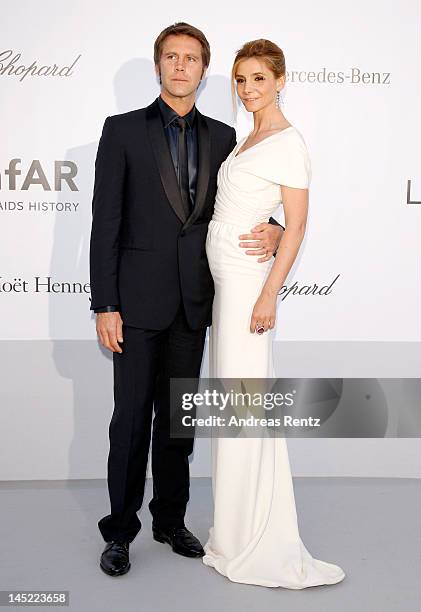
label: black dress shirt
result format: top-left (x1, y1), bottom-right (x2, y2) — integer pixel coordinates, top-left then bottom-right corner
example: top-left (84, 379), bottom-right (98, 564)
top-left (157, 95), bottom-right (198, 210)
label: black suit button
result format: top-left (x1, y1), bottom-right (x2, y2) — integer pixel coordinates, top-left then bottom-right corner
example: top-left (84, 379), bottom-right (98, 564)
top-left (180, 231), bottom-right (185, 237)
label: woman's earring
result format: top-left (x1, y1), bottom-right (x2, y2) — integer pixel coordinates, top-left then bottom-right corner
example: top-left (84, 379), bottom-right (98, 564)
top-left (276, 90), bottom-right (280, 109)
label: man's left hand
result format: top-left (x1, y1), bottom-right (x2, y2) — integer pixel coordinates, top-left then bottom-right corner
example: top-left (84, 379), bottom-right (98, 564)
top-left (239, 223), bottom-right (284, 263)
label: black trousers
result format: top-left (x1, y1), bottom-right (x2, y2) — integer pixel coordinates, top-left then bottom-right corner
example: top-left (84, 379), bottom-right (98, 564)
top-left (98, 303), bottom-right (207, 543)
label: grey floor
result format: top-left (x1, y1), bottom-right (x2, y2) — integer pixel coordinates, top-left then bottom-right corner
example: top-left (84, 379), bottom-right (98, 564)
top-left (0, 477), bottom-right (420, 612)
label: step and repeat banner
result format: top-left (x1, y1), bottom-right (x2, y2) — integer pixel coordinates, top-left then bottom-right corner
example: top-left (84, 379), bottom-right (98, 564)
top-left (1, 0), bottom-right (420, 479)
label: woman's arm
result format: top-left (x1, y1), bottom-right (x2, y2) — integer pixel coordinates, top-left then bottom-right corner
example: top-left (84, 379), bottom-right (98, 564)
top-left (249, 184), bottom-right (308, 332)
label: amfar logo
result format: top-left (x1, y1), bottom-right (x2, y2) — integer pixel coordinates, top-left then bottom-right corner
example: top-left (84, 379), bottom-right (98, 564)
top-left (0, 50), bottom-right (81, 82)
top-left (0, 159), bottom-right (78, 191)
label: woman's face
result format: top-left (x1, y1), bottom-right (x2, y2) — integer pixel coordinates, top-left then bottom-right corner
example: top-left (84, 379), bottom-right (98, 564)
top-left (234, 57), bottom-right (284, 114)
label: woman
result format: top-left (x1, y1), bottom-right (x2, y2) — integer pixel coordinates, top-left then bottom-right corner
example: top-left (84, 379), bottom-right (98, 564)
top-left (202, 39), bottom-right (346, 589)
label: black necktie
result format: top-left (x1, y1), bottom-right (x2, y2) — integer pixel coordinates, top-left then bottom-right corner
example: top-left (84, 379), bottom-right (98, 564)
top-left (174, 116), bottom-right (192, 216)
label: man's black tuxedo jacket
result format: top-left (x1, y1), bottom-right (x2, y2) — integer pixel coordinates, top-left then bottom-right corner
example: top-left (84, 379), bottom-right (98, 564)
top-left (89, 97), bottom-right (236, 331)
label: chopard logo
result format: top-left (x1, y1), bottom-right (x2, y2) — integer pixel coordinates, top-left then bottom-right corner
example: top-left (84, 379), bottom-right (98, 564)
top-left (279, 274), bottom-right (340, 300)
top-left (0, 50), bottom-right (81, 82)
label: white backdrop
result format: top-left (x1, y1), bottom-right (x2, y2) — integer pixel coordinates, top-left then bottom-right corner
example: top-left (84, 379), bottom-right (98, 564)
top-left (1, 0), bottom-right (420, 480)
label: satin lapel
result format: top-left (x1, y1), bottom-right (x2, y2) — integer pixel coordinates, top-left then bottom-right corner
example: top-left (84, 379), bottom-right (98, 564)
top-left (145, 99), bottom-right (188, 224)
top-left (183, 110), bottom-right (210, 230)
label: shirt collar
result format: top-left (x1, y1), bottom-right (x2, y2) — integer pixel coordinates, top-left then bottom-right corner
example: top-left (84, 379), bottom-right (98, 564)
top-left (158, 95), bottom-right (196, 130)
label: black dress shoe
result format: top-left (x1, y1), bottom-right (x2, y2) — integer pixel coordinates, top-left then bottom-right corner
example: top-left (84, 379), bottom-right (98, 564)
top-left (100, 540), bottom-right (131, 576)
top-left (152, 525), bottom-right (205, 558)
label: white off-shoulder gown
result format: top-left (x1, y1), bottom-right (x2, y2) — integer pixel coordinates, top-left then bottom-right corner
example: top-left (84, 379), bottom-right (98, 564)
top-left (202, 127), bottom-right (346, 589)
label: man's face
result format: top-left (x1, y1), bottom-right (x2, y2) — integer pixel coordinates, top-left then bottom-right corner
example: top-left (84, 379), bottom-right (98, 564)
top-left (156, 34), bottom-right (207, 100)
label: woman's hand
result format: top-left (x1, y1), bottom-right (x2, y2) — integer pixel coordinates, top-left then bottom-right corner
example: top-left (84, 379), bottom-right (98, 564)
top-left (250, 290), bottom-right (277, 333)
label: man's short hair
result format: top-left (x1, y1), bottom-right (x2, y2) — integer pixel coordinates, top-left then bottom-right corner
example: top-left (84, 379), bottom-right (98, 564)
top-left (154, 22), bottom-right (211, 67)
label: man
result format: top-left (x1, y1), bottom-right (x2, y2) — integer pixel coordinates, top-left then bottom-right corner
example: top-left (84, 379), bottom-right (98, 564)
top-left (90, 22), bottom-right (284, 577)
